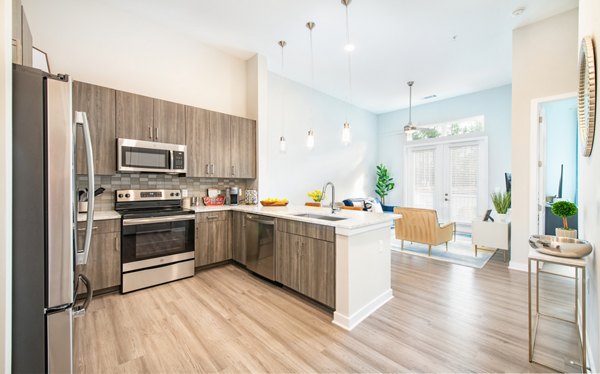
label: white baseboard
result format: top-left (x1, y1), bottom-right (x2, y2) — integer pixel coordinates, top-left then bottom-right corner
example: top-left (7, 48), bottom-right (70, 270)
top-left (508, 261), bottom-right (529, 272)
top-left (332, 289), bottom-right (393, 331)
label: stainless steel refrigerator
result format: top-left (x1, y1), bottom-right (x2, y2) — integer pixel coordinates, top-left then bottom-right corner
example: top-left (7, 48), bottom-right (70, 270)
top-left (12, 64), bottom-right (96, 373)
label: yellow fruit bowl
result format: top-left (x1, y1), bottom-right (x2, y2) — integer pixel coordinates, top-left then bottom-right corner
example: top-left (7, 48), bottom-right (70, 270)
top-left (260, 199), bottom-right (288, 207)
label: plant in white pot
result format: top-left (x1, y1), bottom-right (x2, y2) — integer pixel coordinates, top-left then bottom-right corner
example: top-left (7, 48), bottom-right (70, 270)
top-left (491, 191), bottom-right (511, 222)
top-left (551, 201), bottom-right (578, 238)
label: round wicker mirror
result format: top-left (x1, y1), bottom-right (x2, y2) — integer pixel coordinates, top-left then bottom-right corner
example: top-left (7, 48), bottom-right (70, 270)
top-left (578, 36), bottom-right (597, 157)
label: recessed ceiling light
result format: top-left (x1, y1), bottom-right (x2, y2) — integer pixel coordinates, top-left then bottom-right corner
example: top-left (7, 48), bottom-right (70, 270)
top-left (452, 35), bottom-right (458, 41)
top-left (512, 7), bottom-right (525, 17)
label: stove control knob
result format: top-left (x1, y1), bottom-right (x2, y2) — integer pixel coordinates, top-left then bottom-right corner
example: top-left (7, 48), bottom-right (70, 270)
top-left (118, 194), bottom-right (123, 198)
top-left (125, 193), bottom-right (131, 198)
top-left (170, 192), bottom-right (175, 197)
top-left (175, 192), bottom-right (180, 197)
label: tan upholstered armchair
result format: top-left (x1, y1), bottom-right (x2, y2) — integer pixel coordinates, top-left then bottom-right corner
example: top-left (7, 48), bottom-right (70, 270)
top-left (393, 207), bottom-right (455, 256)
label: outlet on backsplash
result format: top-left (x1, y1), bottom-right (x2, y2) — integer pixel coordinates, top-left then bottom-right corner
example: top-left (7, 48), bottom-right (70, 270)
top-left (76, 173), bottom-right (254, 211)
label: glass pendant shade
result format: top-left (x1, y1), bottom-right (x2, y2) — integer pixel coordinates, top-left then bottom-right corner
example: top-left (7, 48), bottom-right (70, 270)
top-left (344, 43), bottom-right (355, 52)
top-left (306, 130), bottom-right (315, 149)
top-left (279, 136), bottom-right (286, 153)
top-left (342, 122), bottom-right (351, 145)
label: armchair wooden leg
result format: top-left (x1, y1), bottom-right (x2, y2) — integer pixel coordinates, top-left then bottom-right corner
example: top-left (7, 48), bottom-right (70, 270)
top-left (401, 240), bottom-right (404, 250)
top-left (474, 245), bottom-right (478, 257)
top-left (445, 242), bottom-right (448, 252)
top-left (428, 245), bottom-right (432, 256)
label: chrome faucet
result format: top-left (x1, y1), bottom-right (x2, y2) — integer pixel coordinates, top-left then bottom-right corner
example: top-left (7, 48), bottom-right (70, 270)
top-left (322, 181), bottom-right (339, 214)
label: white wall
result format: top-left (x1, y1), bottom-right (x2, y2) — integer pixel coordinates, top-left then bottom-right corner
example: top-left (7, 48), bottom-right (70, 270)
top-left (21, 0), bottom-right (248, 117)
top-left (378, 84), bottom-right (512, 206)
top-left (0, 0), bottom-right (11, 371)
top-left (263, 73), bottom-right (378, 205)
top-left (510, 9), bottom-right (578, 270)
top-left (577, 0), bottom-right (600, 370)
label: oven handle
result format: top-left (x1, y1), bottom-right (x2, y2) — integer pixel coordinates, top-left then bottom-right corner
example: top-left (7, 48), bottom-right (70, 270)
top-left (123, 214), bottom-right (196, 226)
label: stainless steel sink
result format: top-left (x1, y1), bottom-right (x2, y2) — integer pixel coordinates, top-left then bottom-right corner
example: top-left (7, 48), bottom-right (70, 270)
top-left (293, 213), bottom-right (348, 221)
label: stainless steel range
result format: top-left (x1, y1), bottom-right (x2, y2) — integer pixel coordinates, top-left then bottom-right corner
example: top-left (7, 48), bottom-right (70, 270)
top-left (116, 189), bottom-right (195, 293)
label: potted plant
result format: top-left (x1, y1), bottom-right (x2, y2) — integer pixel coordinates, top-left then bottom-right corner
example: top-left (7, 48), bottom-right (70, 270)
top-left (491, 191), bottom-right (511, 222)
top-left (551, 201), bottom-right (578, 238)
top-left (375, 164), bottom-right (395, 207)
top-left (306, 190), bottom-right (324, 207)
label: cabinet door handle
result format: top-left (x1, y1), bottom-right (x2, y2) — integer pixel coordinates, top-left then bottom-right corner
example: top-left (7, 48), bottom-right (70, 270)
top-left (207, 215), bottom-right (219, 220)
top-left (148, 126), bottom-right (153, 139)
top-left (210, 164), bottom-right (215, 175)
top-left (154, 127), bottom-right (158, 141)
top-left (196, 226), bottom-right (199, 239)
top-left (205, 164), bottom-right (209, 175)
top-left (78, 226), bottom-right (98, 231)
top-left (114, 236), bottom-right (119, 252)
top-left (231, 165), bottom-right (235, 176)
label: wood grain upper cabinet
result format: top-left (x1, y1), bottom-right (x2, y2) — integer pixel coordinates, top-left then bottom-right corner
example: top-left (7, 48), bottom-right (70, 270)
top-left (73, 81), bottom-right (116, 175)
top-left (116, 91), bottom-right (155, 142)
top-left (209, 111), bottom-right (232, 177)
top-left (230, 116), bottom-right (256, 178)
top-left (185, 106), bottom-right (211, 177)
top-left (153, 99), bottom-right (186, 144)
top-left (195, 212), bottom-right (231, 267)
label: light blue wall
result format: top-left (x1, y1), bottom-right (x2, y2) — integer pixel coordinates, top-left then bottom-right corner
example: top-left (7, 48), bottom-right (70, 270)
top-left (377, 84), bottom-right (512, 206)
top-left (542, 98), bottom-right (578, 203)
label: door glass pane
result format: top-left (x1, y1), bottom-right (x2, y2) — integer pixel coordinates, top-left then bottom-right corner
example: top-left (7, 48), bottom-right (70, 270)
top-left (413, 149), bottom-right (436, 209)
top-left (449, 144), bottom-right (479, 224)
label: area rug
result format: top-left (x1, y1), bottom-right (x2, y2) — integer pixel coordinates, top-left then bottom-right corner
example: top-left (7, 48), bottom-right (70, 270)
top-left (390, 232), bottom-right (496, 269)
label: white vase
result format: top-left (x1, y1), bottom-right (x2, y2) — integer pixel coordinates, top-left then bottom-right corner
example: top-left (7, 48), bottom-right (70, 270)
top-left (556, 228), bottom-right (578, 238)
top-left (496, 213), bottom-right (509, 222)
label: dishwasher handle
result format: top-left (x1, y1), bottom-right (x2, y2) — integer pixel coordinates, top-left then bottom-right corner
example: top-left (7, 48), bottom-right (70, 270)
top-left (246, 215), bottom-right (275, 226)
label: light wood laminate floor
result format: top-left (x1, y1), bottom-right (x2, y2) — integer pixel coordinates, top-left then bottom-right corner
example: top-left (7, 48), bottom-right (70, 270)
top-left (75, 251), bottom-right (579, 373)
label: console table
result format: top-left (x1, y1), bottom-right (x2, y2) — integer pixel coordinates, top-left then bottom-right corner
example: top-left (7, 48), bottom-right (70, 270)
top-left (471, 220), bottom-right (510, 261)
top-left (528, 249), bottom-right (587, 373)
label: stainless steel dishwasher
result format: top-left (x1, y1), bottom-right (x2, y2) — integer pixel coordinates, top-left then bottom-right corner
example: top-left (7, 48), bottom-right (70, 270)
top-left (245, 214), bottom-right (275, 280)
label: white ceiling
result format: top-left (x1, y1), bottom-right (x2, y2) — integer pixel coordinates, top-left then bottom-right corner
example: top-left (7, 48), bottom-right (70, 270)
top-left (101, 0), bottom-right (578, 114)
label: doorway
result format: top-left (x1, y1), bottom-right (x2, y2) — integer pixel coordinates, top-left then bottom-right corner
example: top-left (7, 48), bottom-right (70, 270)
top-left (537, 96), bottom-right (579, 235)
top-left (406, 138), bottom-right (488, 233)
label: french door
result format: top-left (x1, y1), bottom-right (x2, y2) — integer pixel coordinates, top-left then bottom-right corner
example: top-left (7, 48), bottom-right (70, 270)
top-left (406, 138), bottom-right (488, 233)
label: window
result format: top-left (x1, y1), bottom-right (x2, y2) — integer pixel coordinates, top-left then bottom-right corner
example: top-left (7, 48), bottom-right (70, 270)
top-left (407, 115), bottom-right (484, 142)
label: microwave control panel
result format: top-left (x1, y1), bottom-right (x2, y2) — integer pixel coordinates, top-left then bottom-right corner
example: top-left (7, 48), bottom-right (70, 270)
top-left (173, 151), bottom-right (185, 170)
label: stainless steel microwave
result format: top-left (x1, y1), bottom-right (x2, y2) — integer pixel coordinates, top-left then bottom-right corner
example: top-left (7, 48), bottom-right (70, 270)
top-left (117, 138), bottom-right (187, 174)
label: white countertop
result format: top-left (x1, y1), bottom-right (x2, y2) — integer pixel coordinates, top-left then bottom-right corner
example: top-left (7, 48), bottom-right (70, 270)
top-left (77, 205), bottom-right (399, 234)
top-left (77, 210), bottom-right (121, 222)
top-left (194, 204), bottom-right (399, 234)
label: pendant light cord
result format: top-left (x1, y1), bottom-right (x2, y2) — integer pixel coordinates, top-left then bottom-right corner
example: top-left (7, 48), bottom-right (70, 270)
top-left (309, 25), bottom-right (315, 124)
top-left (408, 83), bottom-right (412, 124)
top-left (345, 4), bottom-right (352, 122)
top-left (281, 42), bottom-right (285, 137)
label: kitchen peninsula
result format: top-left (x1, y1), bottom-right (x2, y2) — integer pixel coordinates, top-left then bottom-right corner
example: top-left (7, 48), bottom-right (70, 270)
top-left (79, 204), bottom-right (397, 330)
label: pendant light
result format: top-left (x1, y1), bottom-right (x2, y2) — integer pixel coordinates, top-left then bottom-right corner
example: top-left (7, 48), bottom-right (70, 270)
top-left (341, 0), bottom-right (354, 52)
top-left (403, 81), bottom-right (418, 134)
top-left (341, 0), bottom-right (353, 145)
top-left (278, 40), bottom-right (287, 153)
top-left (306, 21), bottom-right (316, 150)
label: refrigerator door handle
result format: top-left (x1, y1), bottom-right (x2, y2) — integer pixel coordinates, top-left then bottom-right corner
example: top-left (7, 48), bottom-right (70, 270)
top-left (73, 274), bottom-right (93, 318)
top-left (75, 111), bottom-right (95, 265)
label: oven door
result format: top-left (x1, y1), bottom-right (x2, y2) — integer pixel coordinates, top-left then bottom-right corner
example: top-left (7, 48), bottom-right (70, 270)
top-left (121, 214), bottom-right (195, 271)
top-left (117, 138), bottom-right (187, 173)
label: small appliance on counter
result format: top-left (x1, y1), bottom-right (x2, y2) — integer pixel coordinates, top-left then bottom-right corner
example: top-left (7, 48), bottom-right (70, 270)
top-left (228, 186), bottom-right (240, 205)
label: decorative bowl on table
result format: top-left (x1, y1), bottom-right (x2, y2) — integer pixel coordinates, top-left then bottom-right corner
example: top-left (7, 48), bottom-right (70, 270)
top-left (528, 235), bottom-right (592, 258)
top-left (203, 196), bottom-right (225, 206)
top-left (260, 198), bottom-right (288, 207)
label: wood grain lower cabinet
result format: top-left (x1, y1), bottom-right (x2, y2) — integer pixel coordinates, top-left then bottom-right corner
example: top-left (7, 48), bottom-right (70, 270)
top-left (73, 81), bottom-right (116, 175)
top-left (195, 212), bottom-right (231, 266)
top-left (276, 229), bottom-right (335, 308)
top-left (77, 219), bottom-right (121, 295)
top-left (231, 211), bottom-right (246, 264)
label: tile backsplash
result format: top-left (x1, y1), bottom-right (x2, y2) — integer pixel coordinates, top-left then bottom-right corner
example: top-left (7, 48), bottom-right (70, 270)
top-left (77, 174), bottom-right (253, 211)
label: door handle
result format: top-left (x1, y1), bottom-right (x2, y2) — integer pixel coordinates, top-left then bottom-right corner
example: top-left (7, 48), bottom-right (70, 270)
top-left (114, 236), bottom-right (119, 252)
top-left (148, 126), bottom-right (153, 140)
top-left (210, 164), bottom-right (215, 175)
top-left (74, 111), bottom-right (95, 266)
top-left (231, 165), bottom-right (235, 176)
top-left (73, 274), bottom-right (93, 318)
top-left (154, 127), bottom-right (158, 141)
top-left (205, 164), bottom-right (209, 175)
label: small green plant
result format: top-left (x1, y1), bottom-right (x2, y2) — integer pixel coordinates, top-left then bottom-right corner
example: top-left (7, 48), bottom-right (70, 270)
top-left (551, 201), bottom-right (578, 230)
top-left (375, 164), bottom-right (395, 204)
top-left (307, 190), bottom-right (325, 202)
top-left (491, 191), bottom-right (511, 214)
